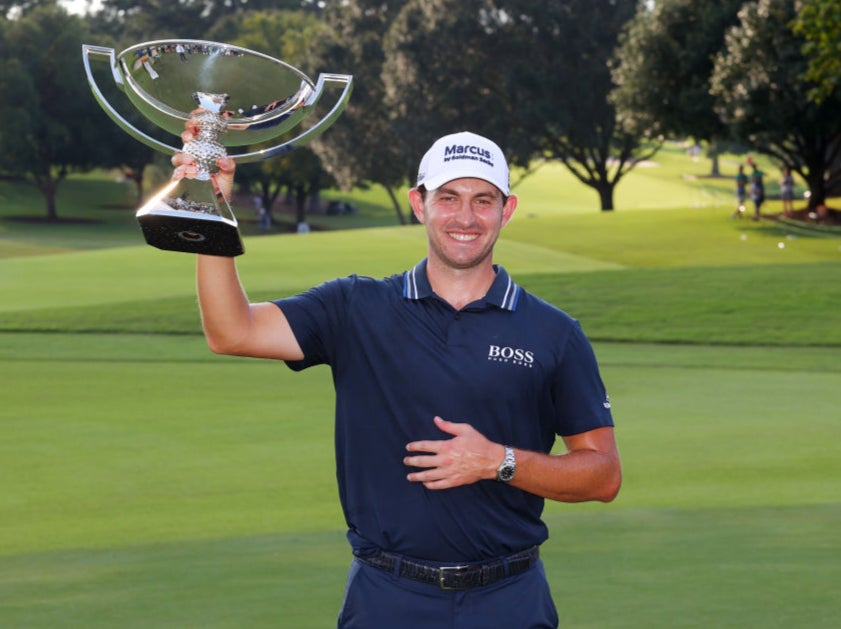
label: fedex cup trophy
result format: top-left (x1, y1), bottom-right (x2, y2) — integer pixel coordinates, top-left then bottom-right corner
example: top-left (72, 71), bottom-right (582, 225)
top-left (83, 40), bottom-right (352, 256)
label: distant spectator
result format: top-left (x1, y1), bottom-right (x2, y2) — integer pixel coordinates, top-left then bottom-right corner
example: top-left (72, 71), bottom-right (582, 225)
top-left (731, 164), bottom-right (748, 219)
top-left (253, 194), bottom-right (271, 233)
top-left (780, 166), bottom-right (795, 216)
top-left (749, 164), bottom-right (765, 220)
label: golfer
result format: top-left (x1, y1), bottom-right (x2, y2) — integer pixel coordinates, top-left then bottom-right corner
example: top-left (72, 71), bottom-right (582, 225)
top-left (177, 130), bottom-right (621, 628)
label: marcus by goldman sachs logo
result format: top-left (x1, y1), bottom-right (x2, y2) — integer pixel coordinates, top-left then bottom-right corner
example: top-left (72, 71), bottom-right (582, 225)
top-left (488, 344), bottom-right (534, 368)
top-left (444, 143), bottom-right (494, 167)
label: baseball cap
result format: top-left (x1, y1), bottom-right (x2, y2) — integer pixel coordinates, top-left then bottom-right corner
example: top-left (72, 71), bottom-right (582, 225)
top-left (416, 131), bottom-right (510, 196)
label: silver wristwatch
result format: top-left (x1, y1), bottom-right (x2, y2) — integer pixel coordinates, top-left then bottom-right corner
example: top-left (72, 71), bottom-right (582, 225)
top-left (496, 446), bottom-right (516, 483)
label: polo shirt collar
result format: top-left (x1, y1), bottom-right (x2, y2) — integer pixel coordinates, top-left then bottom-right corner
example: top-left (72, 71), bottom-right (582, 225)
top-left (403, 259), bottom-right (521, 311)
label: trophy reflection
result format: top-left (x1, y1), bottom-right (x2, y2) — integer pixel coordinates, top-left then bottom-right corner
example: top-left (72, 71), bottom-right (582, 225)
top-left (83, 40), bottom-right (352, 256)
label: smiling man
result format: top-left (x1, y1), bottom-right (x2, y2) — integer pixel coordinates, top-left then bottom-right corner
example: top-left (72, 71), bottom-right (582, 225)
top-left (186, 131), bottom-right (621, 628)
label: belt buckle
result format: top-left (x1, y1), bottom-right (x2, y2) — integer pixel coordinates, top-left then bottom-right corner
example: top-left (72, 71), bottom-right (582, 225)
top-left (438, 565), bottom-right (470, 590)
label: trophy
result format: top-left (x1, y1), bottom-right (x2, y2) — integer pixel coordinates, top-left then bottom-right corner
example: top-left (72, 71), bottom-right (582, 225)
top-left (82, 40), bottom-right (352, 256)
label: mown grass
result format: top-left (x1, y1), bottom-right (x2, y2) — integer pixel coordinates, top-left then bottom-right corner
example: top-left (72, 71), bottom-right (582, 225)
top-left (1, 144), bottom-right (839, 627)
top-left (3, 213), bottom-right (839, 346)
top-left (2, 262), bottom-right (839, 346)
top-left (1, 333), bottom-right (838, 628)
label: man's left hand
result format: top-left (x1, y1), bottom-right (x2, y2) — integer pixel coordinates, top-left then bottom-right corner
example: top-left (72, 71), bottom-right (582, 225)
top-left (404, 416), bottom-right (504, 489)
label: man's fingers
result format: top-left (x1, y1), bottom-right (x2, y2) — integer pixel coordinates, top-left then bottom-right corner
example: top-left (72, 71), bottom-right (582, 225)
top-left (171, 152), bottom-right (195, 167)
top-left (405, 440), bottom-right (440, 454)
top-left (172, 163), bottom-right (199, 181)
top-left (404, 453), bottom-right (446, 469)
top-left (406, 466), bottom-right (449, 484)
top-left (216, 156), bottom-right (235, 174)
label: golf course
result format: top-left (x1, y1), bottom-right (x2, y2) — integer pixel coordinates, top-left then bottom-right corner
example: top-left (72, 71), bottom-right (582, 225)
top-left (1, 142), bottom-right (839, 627)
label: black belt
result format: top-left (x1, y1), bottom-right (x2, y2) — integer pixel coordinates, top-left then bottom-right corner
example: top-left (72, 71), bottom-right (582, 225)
top-left (357, 546), bottom-right (539, 590)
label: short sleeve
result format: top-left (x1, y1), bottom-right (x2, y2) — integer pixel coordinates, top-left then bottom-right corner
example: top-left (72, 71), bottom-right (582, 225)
top-left (551, 321), bottom-right (614, 436)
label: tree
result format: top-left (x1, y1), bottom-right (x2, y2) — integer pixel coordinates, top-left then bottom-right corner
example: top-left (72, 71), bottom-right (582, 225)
top-left (382, 0), bottom-right (654, 212)
top-left (710, 0), bottom-right (841, 208)
top-left (0, 5), bottom-right (110, 219)
top-left (311, 0), bottom-right (411, 224)
top-left (99, 119), bottom-right (159, 208)
top-left (792, 0), bottom-right (841, 104)
top-left (611, 0), bottom-right (745, 176)
top-left (1, 0), bottom-right (57, 19)
top-left (95, 1), bottom-right (317, 50)
top-left (81, 32), bottom-right (162, 208)
top-left (97, 0), bottom-right (206, 40)
top-left (511, 0), bottom-right (659, 211)
top-left (222, 9), bottom-right (338, 226)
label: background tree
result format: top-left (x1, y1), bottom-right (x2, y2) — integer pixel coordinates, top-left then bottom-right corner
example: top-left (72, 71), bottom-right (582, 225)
top-left (0, 5), bottom-right (110, 220)
top-left (383, 0), bottom-right (659, 211)
top-left (96, 1), bottom-right (317, 49)
top-left (80, 29), bottom-right (162, 208)
top-left (219, 8), bottom-right (336, 226)
top-left (92, 109), bottom-right (161, 209)
top-left (611, 0), bottom-right (744, 176)
top-left (710, 0), bottom-right (841, 208)
top-left (312, 0), bottom-right (411, 224)
top-left (382, 1), bottom-right (517, 164)
top-left (503, 0), bottom-right (657, 211)
top-left (792, 0), bottom-right (841, 104)
top-left (97, 0), bottom-right (205, 40)
top-left (1, 0), bottom-right (37, 18)
top-left (2, 0), bottom-right (66, 19)
top-left (196, 0), bottom-right (316, 27)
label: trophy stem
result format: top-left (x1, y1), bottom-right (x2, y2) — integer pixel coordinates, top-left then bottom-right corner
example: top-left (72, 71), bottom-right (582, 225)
top-left (184, 94), bottom-right (230, 179)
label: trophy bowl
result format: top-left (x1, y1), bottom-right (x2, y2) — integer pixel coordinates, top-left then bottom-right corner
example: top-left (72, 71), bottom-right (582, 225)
top-left (83, 39), bottom-right (352, 256)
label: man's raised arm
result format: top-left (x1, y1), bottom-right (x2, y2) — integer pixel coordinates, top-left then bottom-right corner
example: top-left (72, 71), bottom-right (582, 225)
top-left (175, 150), bottom-right (303, 361)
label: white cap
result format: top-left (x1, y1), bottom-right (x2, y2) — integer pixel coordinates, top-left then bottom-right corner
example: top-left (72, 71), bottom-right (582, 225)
top-left (416, 131), bottom-right (510, 196)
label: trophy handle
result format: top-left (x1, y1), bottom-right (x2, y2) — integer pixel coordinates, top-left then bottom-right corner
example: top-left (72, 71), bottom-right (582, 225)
top-left (83, 44), bottom-right (353, 163)
top-left (229, 73), bottom-right (354, 164)
top-left (82, 44), bottom-right (180, 154)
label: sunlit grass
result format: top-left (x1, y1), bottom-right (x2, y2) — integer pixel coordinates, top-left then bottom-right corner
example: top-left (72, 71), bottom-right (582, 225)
top-left (0, 140), bottom-right (839, 628)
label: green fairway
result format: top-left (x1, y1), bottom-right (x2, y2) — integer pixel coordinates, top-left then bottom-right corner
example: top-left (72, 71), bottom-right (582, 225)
top-left (1, 335), bottom-right (838, 627)
top-left (1, 145), bottom-right (839, 627)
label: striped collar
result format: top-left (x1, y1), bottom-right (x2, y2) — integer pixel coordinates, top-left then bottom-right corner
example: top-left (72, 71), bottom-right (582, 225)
top-left (402, 259), bottom-right (521, 311)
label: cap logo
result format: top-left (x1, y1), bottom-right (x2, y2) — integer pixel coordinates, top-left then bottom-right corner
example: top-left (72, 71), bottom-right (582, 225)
top-left (443, 143), bottom-right (494, 167)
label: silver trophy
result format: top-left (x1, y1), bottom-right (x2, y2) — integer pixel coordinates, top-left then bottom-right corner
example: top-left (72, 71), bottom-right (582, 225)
top-left (82, 40), bottom-right (352, 256)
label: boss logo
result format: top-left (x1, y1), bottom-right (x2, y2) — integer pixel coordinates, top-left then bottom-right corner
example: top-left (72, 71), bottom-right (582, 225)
top-left (488, 344), bottom-right (534, 367)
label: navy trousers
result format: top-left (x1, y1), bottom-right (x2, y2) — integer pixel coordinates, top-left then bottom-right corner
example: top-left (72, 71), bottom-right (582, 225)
top-left (337, 558), bottom-right (559, 628)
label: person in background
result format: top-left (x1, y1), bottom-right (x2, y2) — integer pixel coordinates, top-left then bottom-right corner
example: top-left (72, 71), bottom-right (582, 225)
top-left (731, 164), bottom-right (748, 219)
top-left (780, 166), bottom-right (795, 216)
top-left (749, 162), bottom-right (765, 220)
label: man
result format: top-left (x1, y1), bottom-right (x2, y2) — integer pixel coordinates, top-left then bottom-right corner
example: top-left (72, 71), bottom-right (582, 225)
top-left (176, 130), bottom-right (621, 628)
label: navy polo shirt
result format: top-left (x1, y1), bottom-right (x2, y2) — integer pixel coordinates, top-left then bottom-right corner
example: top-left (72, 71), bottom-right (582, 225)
top-left (275, 259), bottom-right (613, 562)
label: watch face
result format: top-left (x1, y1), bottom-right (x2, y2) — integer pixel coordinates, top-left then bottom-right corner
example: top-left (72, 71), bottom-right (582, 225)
top-left (498, 465), bottom-right (515, 482)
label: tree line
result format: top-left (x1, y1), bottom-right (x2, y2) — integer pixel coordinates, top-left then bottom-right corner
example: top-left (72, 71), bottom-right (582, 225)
top-left (1, 0), bottom-right (839, 223)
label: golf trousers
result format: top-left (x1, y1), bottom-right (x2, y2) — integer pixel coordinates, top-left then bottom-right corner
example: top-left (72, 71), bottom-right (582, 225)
top-left (336, 557), bottom-right (559, 628)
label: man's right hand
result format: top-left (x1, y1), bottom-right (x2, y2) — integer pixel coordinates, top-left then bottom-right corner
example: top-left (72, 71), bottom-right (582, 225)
top-left (171, 111), bottom-right (236, 200)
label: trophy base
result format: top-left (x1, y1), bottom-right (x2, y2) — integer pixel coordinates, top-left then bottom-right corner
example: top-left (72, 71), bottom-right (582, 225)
top-left (137, 210), bottom-right (245, 257)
